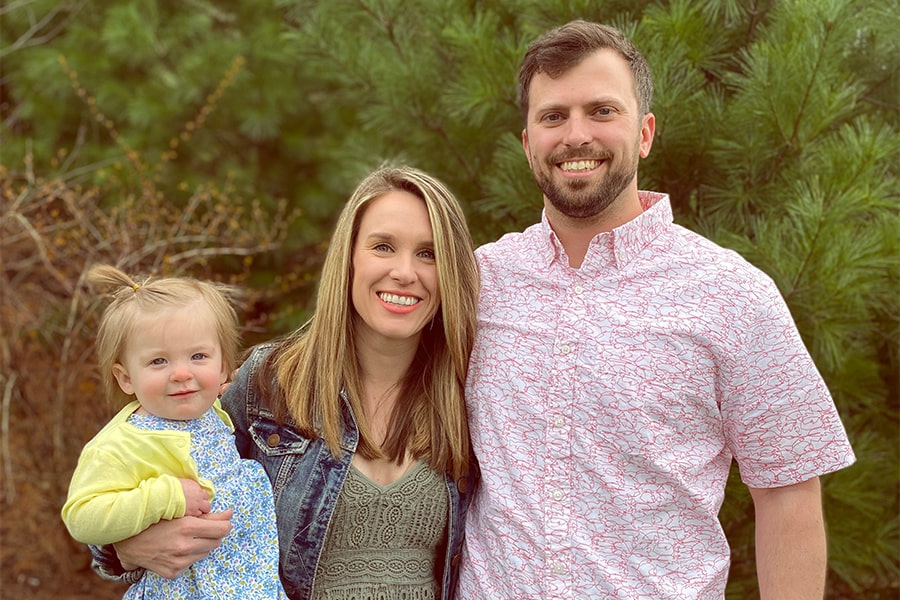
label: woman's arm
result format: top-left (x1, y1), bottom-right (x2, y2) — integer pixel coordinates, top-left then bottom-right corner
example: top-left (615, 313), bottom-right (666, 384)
top-left (110, 510), bottom-right (234, 579)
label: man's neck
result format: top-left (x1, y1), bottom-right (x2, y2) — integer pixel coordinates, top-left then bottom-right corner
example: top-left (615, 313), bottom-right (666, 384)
top-left (545, 190), bottom-right (643, 268)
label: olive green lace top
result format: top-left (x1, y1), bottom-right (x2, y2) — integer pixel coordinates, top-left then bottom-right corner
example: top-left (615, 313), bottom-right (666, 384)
top-left (312, 460), bottom-right (449, 600)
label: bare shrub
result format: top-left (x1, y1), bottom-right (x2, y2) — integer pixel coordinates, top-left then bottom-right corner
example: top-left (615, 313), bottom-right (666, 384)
top-left (0, 57), bottom-right (304, 597)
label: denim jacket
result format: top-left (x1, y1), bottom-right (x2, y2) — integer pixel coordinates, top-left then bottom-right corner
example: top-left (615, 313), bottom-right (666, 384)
top-left (93, 344), bottom-right (477, 599)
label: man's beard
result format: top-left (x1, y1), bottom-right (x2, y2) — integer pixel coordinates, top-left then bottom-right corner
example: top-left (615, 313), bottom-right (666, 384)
top-left (532, 150), bottom-right (638, 220)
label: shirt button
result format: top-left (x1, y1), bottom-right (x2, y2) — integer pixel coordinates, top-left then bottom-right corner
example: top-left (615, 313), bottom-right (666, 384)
top-left (560, 345), bottom-right (571, 355)
top-left (574, 285), bottom-right (583, 295)
top-left (553, 417), bottom-right (565, 427)
top-left (552, 490), bottom-right (564, 501)
top-left (267, 433), bottom-right (281, 447)
top-left (456, 477), bottom-right (468, 494)
top-left (552, 562), bottom-right (566, 574)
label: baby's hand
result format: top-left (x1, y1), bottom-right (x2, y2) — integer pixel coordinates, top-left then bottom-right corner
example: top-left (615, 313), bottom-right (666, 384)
top-left (179, 478), bottom-right (211, 517)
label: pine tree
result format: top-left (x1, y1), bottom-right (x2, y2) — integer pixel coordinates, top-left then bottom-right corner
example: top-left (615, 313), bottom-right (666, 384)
top-left (278, 0), bottom-right (898, 595)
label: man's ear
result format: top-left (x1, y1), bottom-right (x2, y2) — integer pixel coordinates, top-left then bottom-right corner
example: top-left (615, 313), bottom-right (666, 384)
top-left (639, 112), bottom-right (656, 158)
top-left (522, 128), bottom-right (534, 170)
top-left (112, 363), bottom-right (134, 395)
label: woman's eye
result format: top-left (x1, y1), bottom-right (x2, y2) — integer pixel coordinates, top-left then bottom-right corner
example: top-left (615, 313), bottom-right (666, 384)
top-left (419, 249), bottom-right (436, 260)
top-left (374, 243), bottom-right (392, 252)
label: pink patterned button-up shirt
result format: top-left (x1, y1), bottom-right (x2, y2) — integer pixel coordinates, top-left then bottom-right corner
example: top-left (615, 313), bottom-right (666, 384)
top-left (458, 192), bottom-right (855, 599)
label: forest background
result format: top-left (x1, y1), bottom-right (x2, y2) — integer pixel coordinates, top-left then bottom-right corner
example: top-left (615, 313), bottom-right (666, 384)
top-left (1, 0), bottom-right (897, 598)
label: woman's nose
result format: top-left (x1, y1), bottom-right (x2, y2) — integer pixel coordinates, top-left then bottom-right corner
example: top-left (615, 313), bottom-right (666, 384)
top-left (389, 254), bottom-right (418, 284)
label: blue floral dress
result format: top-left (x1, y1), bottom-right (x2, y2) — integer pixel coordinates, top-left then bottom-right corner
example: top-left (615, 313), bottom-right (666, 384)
top-left (123, 408), bottom-right (287, 599)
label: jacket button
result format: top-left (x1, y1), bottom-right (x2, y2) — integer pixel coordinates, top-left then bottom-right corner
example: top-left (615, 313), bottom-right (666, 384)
top-left (451, 553), bottom-right (462, 567)
top-left (267, 433), bottom-right (280, 447)
top-left (456, 478), bottom-right (468, 494)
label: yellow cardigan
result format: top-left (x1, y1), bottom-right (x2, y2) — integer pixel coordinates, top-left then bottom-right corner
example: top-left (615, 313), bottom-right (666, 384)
top-left (61, 400), bottom-right (231, 545)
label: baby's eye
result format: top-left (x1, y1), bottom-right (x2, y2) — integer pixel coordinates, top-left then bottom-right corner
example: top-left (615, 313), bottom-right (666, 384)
top-left (150, 358), bottom-right (167, 366)
top-left (191, 353), bottom-right (208, 361)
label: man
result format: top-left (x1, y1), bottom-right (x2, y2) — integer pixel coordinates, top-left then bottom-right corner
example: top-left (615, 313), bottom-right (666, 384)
top-left (458, 20), bottom-right (855, 599)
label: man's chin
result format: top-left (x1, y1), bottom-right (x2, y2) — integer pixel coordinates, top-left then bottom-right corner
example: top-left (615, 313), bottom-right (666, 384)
top-left (546, 198), bottom-right (604, 220)
top-left (562, 178), bottom-right (591, 192)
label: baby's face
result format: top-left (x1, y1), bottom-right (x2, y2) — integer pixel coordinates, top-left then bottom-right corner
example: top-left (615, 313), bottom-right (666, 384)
top-left (113, 303), bottom-right (226, 420)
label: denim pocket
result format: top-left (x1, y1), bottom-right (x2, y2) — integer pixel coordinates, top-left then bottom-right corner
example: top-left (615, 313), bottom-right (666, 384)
top-left (249, 419), bottom-right (311, 457)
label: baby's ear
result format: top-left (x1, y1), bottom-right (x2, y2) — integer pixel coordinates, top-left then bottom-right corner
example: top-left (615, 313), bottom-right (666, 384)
top-left (112, 363), bottom-right (134, 395)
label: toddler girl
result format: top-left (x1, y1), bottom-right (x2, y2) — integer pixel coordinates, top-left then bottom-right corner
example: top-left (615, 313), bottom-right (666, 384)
top-left (62, 264), bottom-right (286, 599)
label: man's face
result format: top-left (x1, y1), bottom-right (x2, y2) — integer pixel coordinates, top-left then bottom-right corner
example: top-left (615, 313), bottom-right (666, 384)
top-left (522, 48), bottom-right (654, 221)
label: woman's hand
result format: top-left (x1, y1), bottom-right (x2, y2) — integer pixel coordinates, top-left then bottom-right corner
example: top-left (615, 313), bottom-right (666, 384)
top-left (114, 510), bottom-right (233, 579)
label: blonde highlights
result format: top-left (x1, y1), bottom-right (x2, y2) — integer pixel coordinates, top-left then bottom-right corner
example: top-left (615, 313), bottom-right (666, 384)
top-left (261, 166), bottom-right (479, 479)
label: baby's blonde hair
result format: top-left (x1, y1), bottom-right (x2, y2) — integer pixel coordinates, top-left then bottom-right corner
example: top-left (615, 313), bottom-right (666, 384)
top-left (87, 265), bottom-right (241, 405)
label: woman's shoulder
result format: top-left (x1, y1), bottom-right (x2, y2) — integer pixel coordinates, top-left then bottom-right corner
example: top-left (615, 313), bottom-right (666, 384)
top-left (247, 342), bottom-right (279, 364)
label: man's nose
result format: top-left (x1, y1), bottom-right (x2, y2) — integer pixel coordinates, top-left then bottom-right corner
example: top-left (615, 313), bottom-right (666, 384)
top-left (563, 114), bottom-right (592, 147)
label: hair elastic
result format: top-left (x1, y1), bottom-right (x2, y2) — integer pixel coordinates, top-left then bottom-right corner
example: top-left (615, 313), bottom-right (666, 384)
top-left (131, 284), bottom-right (140, 292)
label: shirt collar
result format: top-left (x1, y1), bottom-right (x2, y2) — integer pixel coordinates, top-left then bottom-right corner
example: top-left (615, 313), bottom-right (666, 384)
top-left (539, 191), bottom-right (672, 270)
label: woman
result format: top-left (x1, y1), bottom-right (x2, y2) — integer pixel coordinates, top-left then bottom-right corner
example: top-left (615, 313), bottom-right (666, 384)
top-left (91, 165), bottom-right (480, 599)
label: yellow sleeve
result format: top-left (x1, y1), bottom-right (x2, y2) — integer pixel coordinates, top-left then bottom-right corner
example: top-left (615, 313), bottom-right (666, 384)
top-left (61, 444), bottom-right (187, 545)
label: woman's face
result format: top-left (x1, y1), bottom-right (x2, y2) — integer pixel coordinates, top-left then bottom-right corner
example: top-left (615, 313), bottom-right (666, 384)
top-left (350, 190), bottom-right (440, 349)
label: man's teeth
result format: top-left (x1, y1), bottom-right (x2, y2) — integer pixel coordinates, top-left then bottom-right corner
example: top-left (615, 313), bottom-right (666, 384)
top-left (560, 160), bottom-right (600, 172)
top-left (379, 293), bottom-right (419, 306)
